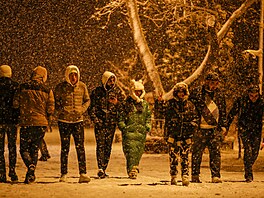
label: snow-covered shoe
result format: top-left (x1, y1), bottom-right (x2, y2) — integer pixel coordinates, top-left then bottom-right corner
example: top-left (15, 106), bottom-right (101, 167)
top-left (171, 175), bottom-right (177, 185)
top-left (182, 175), bottom-right (189, 186)
top-left (79, 174), bottom-right (91, 183)
top-left (128, 167), bottom-right (138, 179)
top-left (59, 174), bottom-right (67, 182)
top-left (0, 174), bottom-right (7, 183)
top-left (9, 172), bottom-right (18, 182)
top-left (246, 177), bottom-right (253, 183)
top-left (191, 175), bottom-right (202, 183)
top-left (97, 169), bottom-right (106, 179)
top-left (212, 177), bottom-right (222, 183)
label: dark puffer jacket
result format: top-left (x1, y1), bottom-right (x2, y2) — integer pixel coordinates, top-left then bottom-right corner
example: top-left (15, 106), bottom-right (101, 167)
top-left (0, 77), bottom-right (19, 124)
top-left (88, 72), bottom-right (124, 125)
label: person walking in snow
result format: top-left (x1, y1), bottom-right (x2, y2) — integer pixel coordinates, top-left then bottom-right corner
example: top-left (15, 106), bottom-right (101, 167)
top-left (227, 84), bottom-right (264, 182)
top-left (88, 71), bottom-right (125, 178)
top-left (13, 66), bottom-right (54, 184)
top-left (118, 80), bottom-right (151, 179)
top-left (0, 65), bottom-right (19, 183)
top-left (189, 72), bottom-right (227, 183)
top-left (55, 65), bottom-right (91, 183)
top-left (156, 82), bottom-right (198, 186)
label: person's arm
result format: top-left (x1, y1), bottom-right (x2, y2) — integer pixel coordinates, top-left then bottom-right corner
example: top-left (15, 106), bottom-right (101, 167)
top-left (81, 84), bottom-right (90, 114)
top-left (226, 97), bottom-right (241, 132)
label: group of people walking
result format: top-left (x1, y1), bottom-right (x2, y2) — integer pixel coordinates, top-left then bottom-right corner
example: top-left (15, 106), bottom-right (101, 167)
top-left (0, 64), bottom-right (263, 186)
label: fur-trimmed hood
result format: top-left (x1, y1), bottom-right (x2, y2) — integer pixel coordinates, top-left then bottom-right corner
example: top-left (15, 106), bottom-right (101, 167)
top-left (131, 79), bottom-right (145, 103)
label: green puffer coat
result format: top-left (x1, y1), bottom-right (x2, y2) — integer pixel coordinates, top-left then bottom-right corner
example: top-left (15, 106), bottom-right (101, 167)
top-left (118, 96), bottom-right (151, 173)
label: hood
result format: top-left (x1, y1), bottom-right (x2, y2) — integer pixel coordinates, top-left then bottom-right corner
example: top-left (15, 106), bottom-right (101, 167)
top-left (101, 71), bottom-right (116, 90)
top-left (0, 65), bottom-right (12, 78)
top-left (131, 79), bottom-right (145, 103)
top-left (31, 66), bottom-right (47, 83)
top-left (65, 65), bottom-right (80, 86)
top-left (173, 82), bottom-right (189, 101)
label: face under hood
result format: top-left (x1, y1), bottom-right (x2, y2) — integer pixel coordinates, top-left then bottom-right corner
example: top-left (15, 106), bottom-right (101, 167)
top-left (131, 79), bottom-right (146, 103)
top-left (65, 65), bottom-right (80, 86)
top-left (101, 71), bottom-right (116, 90)
top-left (31, 66), bottom-right (47, 83)
top-left (173, 82), bottom-right (189, 101)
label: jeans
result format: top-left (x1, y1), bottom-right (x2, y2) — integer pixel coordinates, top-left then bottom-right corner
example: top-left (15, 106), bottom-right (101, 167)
top-left (20, 126), bottom-right (46, 169)
top-left (0, 124), bottom-right (17, 175)
top-left (58, 121), bottom-right (87, 175)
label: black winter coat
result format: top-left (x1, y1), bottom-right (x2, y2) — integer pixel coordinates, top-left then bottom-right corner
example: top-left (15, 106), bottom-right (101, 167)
top-left (0, 77), bottom-right (19, 124)
top-left (189, 85), bottom-right (227, 129)
top-left (88, 85), bottom-right (124, 124)
top-left (156, 98), bottom-right (198, 141)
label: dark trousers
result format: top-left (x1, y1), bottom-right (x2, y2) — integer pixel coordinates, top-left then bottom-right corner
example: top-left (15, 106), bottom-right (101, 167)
top-left (20, 126), bottom-right (46, 169)
top-left (58, 121), bottom-right (86, 175)
top-left (0, 124), bottom-right (17, 175)
top-left (94, 123), bottom-right (116, 171)
top-left (240, 129), bottom-right (261, 180)
top-left (192, 128), bottom-right (222, 178)
top-left (40, 139), bottom-right (50, 158)
top-left (169, 140), bottom-right (191, 176)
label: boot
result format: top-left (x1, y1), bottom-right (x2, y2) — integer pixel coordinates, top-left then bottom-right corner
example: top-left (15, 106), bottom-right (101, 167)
top-left (0, 174), bottom-right (7, 183)
top-left (79, 174), bottom-right (91, 183)
top-left (24, 165), bottom-right (36, 184)
top-left (128, 166), bottom-right (138, 179)
top-left (191, 175), bottom-right (202, 183)
top-left (59, 174), bottom-right (67, 182)
top-left (9, 172), bottom-right (18, 182)
top-left (171, 175), bottom-right (177, 185)
top-left (212, 177), bottom-right (222, 183)
top-left (182, 175), bottom-right (190, 186)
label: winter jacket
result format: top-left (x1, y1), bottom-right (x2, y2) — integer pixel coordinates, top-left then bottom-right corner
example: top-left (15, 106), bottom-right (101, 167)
top-left (0, 77), bottom-right (19, 124)
top-left (189, 85), bottom-right (227, 130)
top-left (13, 66), bottom-right (54, 126)
top-left (88, 71), bottom-right (124, 125)
top-left (227, 95), bottom-right (264, 133)
top-left (55, 65), bottom-right (90, 123)
top-left (119, 96), bottom-right (151, 141)
top-left (156, 98), bottom-right (198, 141)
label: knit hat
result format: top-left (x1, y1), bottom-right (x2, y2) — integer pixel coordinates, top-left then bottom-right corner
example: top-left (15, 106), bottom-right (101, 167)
top-left (0, 65), bottom-right (12, 78)
top-left (31, 66), bottom-right (47, 82)
top-left (205, 72), bottom-right (219, 81)
top-left (248, 84), bottom-right (260, 93)
top-left (131, 79), bottom-right (145, 103)
top-left (173, 82), bottom-right (189, 100)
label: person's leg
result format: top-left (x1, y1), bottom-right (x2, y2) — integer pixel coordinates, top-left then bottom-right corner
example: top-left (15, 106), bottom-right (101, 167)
top-left (58, 122), bottom-right (71, 175)
top-left (39, 138), bottom-right (51, 161)
top-left (169, 146), bottom-right (178, 185)
top-left (191, 132), bottom-right (207, 180)
top-left (0, 126), bottom-right (6, 182)
top-left (20, 127), bottom-right (33, 168)
top-left (102, 124), bottom-right (116, 172)
top-left (6, 125), bottom-right (18, 181)
top-left (72, 122), bottom-right (86, 174)
top-left (208, 133), bottom-right (222, 180)
top-left (241, 133), bottom-right (253, 181)
top-left (94, 124), bottom-right (106, 171)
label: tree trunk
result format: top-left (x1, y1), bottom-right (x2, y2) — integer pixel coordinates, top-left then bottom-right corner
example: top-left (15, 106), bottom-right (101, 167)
top-left (126, 0), bottom-right (165, 96)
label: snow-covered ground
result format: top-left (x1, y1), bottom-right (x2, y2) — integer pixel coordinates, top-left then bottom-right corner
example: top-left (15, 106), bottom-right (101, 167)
top-left (1, 128), bottom-right (264, 198)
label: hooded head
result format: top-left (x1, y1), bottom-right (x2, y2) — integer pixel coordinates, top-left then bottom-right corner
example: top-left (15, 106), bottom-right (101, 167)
top-left (247, 84), bottom-right (260, 103)
top-left (102, 71), bottom-right (117, 90)
top-left (204, 72), bottom-right (220, 92)
top-left (31, 66), bottom-right (47, 83)
top-left (0, 65), bottom-right (12, 78)
top-left (131, 79), bottom-right (145, 103)
top-left (65, 65), bottom-right (80, 86)
top-left (173, 82), bottom-right (189, 101)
